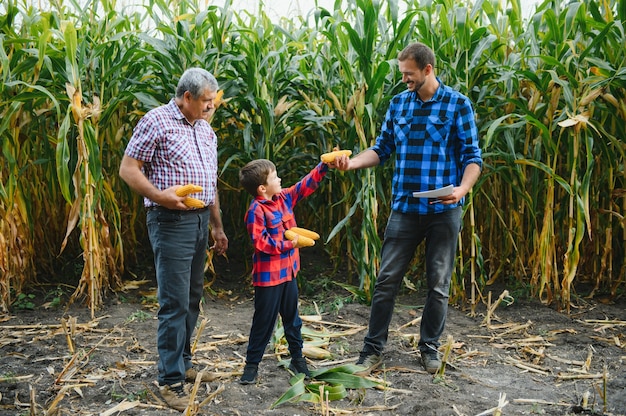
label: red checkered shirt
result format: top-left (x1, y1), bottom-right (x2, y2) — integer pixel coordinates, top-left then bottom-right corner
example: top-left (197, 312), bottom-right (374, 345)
top-left (245, 163), bottom-right (328, 287)
top-left (124, 99), bottom-right (218, 208)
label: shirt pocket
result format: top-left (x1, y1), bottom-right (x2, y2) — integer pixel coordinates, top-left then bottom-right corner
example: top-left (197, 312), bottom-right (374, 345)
top-left (265, 211), bottom-right (287, 239)
top-left (426, 115), bottom-right (451, 143)
top-left (393, 117), bottom-right (411, 140)
top-left (165, 132), bottom-right (193, 162)
top-left (280, 212), bottom-right (295, 230)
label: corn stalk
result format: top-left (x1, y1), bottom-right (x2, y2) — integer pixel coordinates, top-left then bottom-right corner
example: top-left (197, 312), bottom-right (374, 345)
top-left (0, 0), bottom-right (625, 313)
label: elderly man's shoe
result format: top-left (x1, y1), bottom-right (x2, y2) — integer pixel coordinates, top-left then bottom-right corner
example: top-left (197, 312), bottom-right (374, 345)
top-left (185, 367), bottom-right (218, 382)
top-left (159, 382), bottom-right (190, 412)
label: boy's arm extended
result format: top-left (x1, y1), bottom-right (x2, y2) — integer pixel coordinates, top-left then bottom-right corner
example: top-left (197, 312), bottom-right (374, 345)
top-left (284, 162), bottom-right (329, 207)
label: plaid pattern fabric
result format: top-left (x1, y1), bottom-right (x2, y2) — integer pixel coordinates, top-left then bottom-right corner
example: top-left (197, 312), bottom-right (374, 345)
top-left (124, 99), bottom-right (218, 208)
top-left (371, 78), bottom-right (482, 214)
top-left (245, 163), bottom-right (328, 287)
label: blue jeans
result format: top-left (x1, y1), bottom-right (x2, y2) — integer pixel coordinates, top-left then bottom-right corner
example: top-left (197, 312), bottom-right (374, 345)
top-left (245, 278), bottom-right (304, 365)
top-left (147, 208), bottom-right (210, 385)
top-left (363, 208), bottom-right (462, 355)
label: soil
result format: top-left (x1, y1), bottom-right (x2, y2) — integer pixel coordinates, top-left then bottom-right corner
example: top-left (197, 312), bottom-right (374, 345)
top-left (1, 247), bottom-right (625, 416)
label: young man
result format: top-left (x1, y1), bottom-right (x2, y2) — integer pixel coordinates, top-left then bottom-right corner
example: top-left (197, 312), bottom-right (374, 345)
top-left (334, 42), bottom-right (482, 374)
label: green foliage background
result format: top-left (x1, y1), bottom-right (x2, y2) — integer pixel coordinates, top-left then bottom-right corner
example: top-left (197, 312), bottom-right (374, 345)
top-left (1, 0), bottom-right (624, 314)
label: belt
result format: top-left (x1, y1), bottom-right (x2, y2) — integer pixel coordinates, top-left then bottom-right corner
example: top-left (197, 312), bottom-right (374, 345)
top-left (146, 205), bottom-right (209, 213)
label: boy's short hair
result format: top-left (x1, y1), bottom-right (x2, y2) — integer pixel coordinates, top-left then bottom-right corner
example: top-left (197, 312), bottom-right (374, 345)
top-left (239, 159), bottom-right (276, 196)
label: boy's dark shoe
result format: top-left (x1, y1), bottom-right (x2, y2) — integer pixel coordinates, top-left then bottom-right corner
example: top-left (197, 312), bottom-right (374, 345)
top-left (421, 350), bottom-right (442, 374)
top-left (288, 356), bottom-right (311, 379)
top-left (239, 363), bottom-right (258, 385)
top-left (159, 381), bottom-right (190, 412)
top-left (355, 352), bottom-right (382, 375)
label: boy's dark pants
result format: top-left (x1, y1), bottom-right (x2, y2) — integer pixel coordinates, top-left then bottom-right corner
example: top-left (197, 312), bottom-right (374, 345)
top-left (245, 278), bottom-right (304, 364)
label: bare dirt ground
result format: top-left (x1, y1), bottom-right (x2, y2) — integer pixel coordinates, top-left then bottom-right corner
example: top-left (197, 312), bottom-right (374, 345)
top-left (1, 247), bottom-right (625, 416)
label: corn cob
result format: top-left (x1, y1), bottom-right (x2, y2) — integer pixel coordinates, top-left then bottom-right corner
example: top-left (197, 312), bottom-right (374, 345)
top-left (183, 197), bottom-right (205, 209)
top-left (320, 149), bottom-right (352, 163)
top-left (176, 184), bottom-right (203, 197)
top-left (289, 227), bottom-right (320, 240)
top-left (303, 345), bottom-right (333, 360)
top-left (285, 230), bottom-right (315, 247)
top-left (214, 89), bottom-right (224, 108)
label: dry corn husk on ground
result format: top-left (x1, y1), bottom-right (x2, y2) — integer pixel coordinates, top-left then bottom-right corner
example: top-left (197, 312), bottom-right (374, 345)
top-left (1, 280), bottom-right (625, 415)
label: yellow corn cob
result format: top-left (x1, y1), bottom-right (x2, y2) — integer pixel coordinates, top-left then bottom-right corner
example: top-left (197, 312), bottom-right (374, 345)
top-left (183, 197), bottom-right (205, 209)
top-left (289, 227), bottom-right (320, 240)
top-left (214, 89), bottom-right (224, 108)
top-left (284, 230), bottom-right (315, 247)
top-left (320, 149), bottom-right (352, 163)
top-left (303, 345), bottom-right (333, 359)
top-left (176, 184), bottom-right (203, 197)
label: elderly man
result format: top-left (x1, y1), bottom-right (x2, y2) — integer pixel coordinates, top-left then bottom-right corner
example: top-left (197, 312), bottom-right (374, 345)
top-left (119, 68), bottom-right (228, 411)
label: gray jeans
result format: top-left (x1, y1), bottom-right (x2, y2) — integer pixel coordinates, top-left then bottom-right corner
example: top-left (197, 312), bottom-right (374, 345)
top-left (362, 207), bottom-right (462, 355)
top-left (147, 207), bottom-right (210, 385)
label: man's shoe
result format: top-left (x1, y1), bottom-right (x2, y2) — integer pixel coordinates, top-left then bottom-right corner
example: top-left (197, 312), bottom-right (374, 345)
top-left (288, 356), bottom-right (311, 379)
top-left (185, 367), bottom-right (218, 382)
top-left (159, 382), bottom-right (190, 412)
top-left (421, 350), bottom-right (442, 374)
top-left (239, 363), bottom-right (258, 385)
top-left (355, 352), bottom-right (382, 375)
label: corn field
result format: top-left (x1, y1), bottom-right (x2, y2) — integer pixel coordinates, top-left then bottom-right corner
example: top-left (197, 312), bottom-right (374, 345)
top-left (1, 0), bottom-right (624, 315)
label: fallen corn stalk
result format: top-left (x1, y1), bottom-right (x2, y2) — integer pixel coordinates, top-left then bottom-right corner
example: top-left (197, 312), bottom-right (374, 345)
top-left (504, 356), bottom-right (550, 375)
top-left (483, 290), bottom-right (513, 328)
top-left (512, 398), bottom-right (571, 407)
top-left (545, 354), bottom-right (584, 366)
top-left (492, 320), bottom-right (532, 339)
top-left (474, 392), bottom-right (508, 416)
top-left (100, 400), bottom-right (140, 416)
top-left (556, 372), bottom-right (604, 380)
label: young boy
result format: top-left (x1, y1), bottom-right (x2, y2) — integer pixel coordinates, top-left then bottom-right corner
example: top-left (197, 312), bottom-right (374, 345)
top-left (238, 159), bottom-right (330, 384)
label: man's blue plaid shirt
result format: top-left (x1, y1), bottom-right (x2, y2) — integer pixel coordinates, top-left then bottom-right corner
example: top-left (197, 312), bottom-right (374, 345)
top-left (371, 78), bottom-right (482, 214)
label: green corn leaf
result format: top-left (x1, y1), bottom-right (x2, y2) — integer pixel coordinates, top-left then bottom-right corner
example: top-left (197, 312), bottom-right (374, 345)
top-left (313, 371), bottom-right (382, 389)
top-left (270, 374), bottom-right (306, 408)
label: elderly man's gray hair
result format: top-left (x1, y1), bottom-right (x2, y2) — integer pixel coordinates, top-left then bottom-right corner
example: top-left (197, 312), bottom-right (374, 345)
top-left (176, 68), bottom-right (218, 99)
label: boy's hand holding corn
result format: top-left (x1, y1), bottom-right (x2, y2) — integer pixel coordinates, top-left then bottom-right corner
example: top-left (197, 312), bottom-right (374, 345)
top-left (285, 227), bottom-right (319, 248)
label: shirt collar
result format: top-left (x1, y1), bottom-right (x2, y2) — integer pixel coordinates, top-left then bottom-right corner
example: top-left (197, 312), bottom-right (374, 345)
top-left (412, 77), bottom-right (445, 103)
top-left (167, 99), bottom-right (193, 125)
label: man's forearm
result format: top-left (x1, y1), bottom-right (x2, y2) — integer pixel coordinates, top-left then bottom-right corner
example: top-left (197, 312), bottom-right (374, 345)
top-left (209, 194), bottom-right (224, 231)
top-left (460, 163), bottom-right (481, 194)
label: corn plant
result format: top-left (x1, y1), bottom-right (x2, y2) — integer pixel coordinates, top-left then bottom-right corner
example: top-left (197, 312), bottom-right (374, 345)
top-left (1, 0), bottom-right (625, 315)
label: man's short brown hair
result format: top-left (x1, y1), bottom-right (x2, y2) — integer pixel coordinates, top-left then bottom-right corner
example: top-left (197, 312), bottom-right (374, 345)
top-left (398, 42), bottom-right (435, 70)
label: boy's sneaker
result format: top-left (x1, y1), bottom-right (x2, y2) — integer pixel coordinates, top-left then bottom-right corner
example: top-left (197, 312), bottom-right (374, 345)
top-left (355, 352), bottom-right (382, 375)
top-left (239, 363), bottom-right (258, 385)
top-left (421, 350), bottom-right (442, 374)
top-left (288, 357), bottom-right (311, 379)
top-left (159, 382), bottom-right (190, 412)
